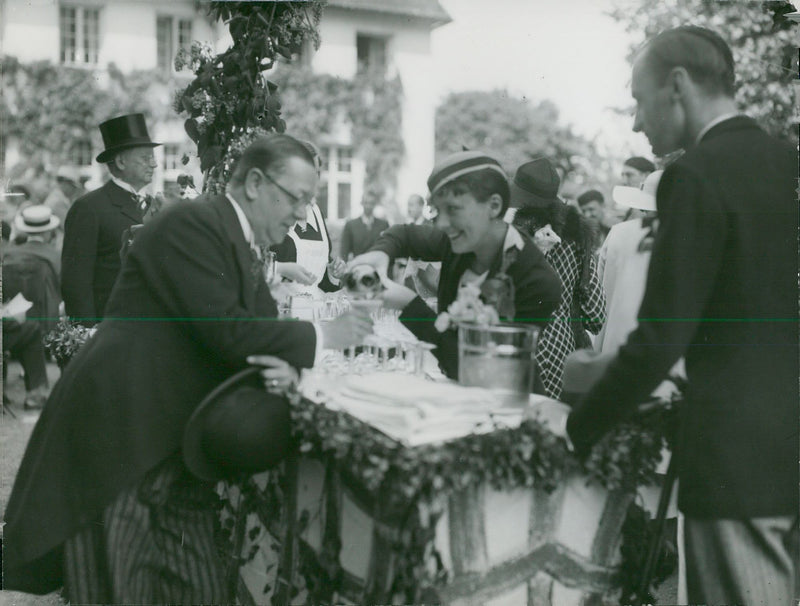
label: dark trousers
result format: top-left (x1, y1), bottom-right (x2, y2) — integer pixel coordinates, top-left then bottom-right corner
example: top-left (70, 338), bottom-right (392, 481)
top-left (63, 456), bottom-right (226, 604)
top-left (3, 319), bottom-right (48, 391)
top-left (685, 514), bottom-right (799, 606)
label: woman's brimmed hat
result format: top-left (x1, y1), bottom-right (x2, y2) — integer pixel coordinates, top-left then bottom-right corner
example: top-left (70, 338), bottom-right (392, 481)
top-left (510, 158), bottom-right (561, 208)
top-left (611, 170), bottom-right (664, 212)
top-left (96, 113), bottom-right (161, 163)
top-left (183, 366), bottom-right (293, 481)
top-left (427, 150), bottom-right (506, 196)
top-left (14, 205), bottom-right (60, 233)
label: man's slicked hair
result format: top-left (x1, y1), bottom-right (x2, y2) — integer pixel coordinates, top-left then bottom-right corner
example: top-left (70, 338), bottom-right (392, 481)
top-left (230, 134), bottom-right (315, 186)
top-left (638, 26), bottom-right (736, 97)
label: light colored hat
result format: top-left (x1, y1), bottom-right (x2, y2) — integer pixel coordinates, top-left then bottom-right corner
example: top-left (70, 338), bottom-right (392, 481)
top-left (611, 169), bottom-right (664, 212)
top-left (14, 205), bottom-right (60, 233)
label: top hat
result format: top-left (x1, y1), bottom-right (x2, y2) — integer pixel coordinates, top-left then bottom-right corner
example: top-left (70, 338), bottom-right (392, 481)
top-left (427, 150), bottom-right (506, 196)
top-left (96, 113), bottom-right (161, 163)
top-left (510, 158), bottom-right (561, 208)
top-left (14, 205), bottom-right (60, 234)
top-left (182, 366), bottom-right (293, 481)
top-left (612, 170), bottom-right (664, 212)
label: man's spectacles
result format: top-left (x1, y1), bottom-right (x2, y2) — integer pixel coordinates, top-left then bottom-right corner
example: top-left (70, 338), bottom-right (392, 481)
top-left (261, 170), bottom-right (313, 207)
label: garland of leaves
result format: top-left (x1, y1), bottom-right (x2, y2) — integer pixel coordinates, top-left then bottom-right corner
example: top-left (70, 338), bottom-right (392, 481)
top-left (43, 319), bottom-right (97, 369)
top-left (48, 322), bottom-right (680, 601)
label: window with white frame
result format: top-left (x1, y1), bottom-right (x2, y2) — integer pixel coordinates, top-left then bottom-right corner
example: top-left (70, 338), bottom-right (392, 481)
top-left (59, 4), bottom-right (100, 65)
top-left (70, 139), bottom-right (93, 166)
top-left (318, 146), bottom-right (355, 220)
top-left (162, 144), bottom-right (182, 171)
top-left (157, 15), bottom-right (193, 72)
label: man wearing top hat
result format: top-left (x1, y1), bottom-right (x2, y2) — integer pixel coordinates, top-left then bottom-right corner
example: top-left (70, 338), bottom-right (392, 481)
top-left (61, 113), bottom-right (160, 326)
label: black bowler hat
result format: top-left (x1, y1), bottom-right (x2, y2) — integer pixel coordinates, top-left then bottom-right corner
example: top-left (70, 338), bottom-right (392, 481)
top-left (510, 158), bottom-right (561, 208)
top-left (183, 366), bottom-right (293, 481)
top-left (96, 113), bottom-right (161, 163)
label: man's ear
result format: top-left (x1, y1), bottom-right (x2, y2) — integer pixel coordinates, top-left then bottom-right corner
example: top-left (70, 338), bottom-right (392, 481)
top-left (113, 152), bottom-right (126, 172)
top-left (243, 167), bottom-right (264, 201)
top-left (669, 66), bottom-right (692, 101)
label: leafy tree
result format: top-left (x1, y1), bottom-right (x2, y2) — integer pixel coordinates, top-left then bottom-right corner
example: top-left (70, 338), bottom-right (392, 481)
top-left (608, 0), bottom-right (798, 144)
top-left (272, 64), bottom-right (405, 209)
top-left (435, 90), bottom-right (612, 199)
top-left (174, 1), bottom-right (324, 191)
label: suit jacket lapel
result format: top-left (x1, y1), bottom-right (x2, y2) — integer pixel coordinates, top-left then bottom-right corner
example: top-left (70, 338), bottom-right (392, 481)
top-left (106, 181), bottom-right (144, 223)
top-left (211, 195), bottom-right (258, 311)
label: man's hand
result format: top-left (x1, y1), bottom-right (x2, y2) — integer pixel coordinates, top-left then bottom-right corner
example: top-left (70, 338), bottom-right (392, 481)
top-left (277, 262), bottom-right (317, 285)
top-left (345, 250), bottom-right (391, 278)
top-left (246, 355), bottom-right (300, 395)
top-left (379, 277), bottom-right (418, 310)
top-left (319, 309), bottom-right (374, 350)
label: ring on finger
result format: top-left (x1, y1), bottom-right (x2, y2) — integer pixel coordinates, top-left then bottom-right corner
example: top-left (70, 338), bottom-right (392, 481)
top-left (269, 379), bottom-right (279, 388)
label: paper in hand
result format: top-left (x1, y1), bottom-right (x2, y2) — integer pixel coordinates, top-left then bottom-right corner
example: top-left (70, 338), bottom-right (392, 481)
top-left (1, 293), bottom-right (33, 320)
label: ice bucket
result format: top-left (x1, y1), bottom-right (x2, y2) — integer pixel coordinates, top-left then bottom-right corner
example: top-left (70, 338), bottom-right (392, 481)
top-left (457, 322), bottom-right (539, 407)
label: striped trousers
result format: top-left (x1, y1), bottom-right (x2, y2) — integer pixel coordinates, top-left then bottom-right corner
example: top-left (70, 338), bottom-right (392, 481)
top-left (63, 456), bottom-right (226, 605)
top-left (685, 514), bottom-right (799, 606)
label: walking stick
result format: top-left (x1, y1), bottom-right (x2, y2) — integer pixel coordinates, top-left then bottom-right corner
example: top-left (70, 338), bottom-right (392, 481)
top-left (632, 449), bottom-right (678, 604)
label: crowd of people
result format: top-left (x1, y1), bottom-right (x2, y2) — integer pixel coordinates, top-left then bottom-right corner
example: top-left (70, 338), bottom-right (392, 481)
top-left (1, 25), bottom-right (796, 606)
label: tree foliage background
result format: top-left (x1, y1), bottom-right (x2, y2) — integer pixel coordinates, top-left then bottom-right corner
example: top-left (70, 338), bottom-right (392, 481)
top-left (0, 56), bottom-right (178, 199)
top-left (174, 1), bottom-right (325, 192)
top-left (435, 90), bottom-right (616, 200)
top-left (609, 0), bottom-right (798, 144)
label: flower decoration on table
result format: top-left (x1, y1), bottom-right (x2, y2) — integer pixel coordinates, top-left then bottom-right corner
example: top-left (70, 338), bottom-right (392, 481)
top-left (44, 319), bottom-right (97, 369)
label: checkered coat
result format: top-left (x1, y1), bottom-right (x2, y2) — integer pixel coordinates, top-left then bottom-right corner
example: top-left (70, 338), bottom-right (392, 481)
top-left (536, 241), bottom-right (605, 399)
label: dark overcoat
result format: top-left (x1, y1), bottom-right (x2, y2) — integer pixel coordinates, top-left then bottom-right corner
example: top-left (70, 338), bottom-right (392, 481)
top-left (567, 117), bottom-right (799, 518)
top-left (61, 180), bottom-right (145, 324)
top-left (339, 216), bottom-right (390, 260)
top-left (4, 194), bottom-right (317, 593)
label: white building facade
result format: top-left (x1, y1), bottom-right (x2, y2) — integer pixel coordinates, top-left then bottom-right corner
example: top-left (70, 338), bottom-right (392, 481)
top-left (0, 0), bottom-right (449, 217)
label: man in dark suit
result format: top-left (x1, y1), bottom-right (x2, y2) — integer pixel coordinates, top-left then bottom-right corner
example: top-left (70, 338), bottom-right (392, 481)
top-left (3, 135), bottom-right (373, 603)
top-left (566, 27), bottom-right (798, 604)
top-left (339, 193), bottom-right (390, 260)
top-left (61, 113), bottom-right (160, 326)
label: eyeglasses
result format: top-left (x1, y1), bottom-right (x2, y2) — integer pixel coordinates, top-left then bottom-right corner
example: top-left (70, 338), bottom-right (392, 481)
top-left (261, 170), bottom-right (313, 207)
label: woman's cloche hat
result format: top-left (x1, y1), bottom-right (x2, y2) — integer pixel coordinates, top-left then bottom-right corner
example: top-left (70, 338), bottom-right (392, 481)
top-left (96, 113), bottom-right (161, 163)
top-left (510, 158), bottom-right (561, 208)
